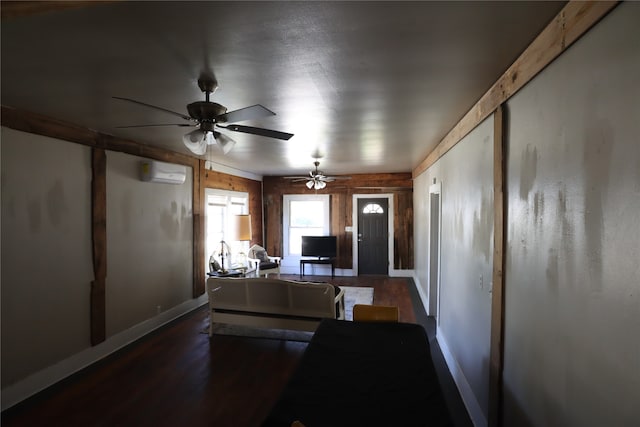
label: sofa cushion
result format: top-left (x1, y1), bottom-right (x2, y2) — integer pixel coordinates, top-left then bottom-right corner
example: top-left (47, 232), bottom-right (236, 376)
top-left (259, 261), bottom-right (278, 270)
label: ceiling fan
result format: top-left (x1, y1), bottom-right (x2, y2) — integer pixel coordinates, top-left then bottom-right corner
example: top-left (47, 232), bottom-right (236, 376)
top-left (113, 72), bottom-right (293, 156)
top-left (285, 160), bottom-right (351, 190)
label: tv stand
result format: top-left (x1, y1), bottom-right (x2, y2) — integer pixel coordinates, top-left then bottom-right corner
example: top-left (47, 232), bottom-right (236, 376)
top-left (300, 257), bottom-right (335, 278)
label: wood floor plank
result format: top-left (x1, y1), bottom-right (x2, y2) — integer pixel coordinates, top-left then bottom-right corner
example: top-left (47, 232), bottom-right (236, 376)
top-left (1, 276), bottom-right (470, 427)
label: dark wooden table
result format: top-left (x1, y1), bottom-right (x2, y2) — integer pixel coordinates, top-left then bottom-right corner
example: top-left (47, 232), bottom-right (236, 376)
top-left (299, 258), bottom-right (335, 278)
top-left (261, 319), bottom-right (453, 427)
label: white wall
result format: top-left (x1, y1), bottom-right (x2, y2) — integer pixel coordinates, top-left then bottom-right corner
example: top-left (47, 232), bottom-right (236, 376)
top-left (414, 3), bottom-right (640, 426)
top-left (414, 116), bottom-right (494, 426)
top-left (1, 130), bottom-right (199, 408)
top-left (1, 128), bottom-right (93, 388)
top-left (106, 152), bottom-right (193, 336)
top-left (502, 4), bottom-right (640, 426)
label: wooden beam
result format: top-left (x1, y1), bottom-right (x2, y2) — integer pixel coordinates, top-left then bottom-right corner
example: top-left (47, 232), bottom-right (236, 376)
top-left (1, 106), bottom-right (197, 167)
top-left (2, 105), bottom-right (206, 315)
top-left (90, 147), bottom-right (107, 345)
top-left (488, 106), bottom-right (507, 426)
top-left (193, 160), bottom-right (205, 297)
top-left (1, 1), bottom-right (117, 20)
top-left (413, 1), bottom-right (618, 178)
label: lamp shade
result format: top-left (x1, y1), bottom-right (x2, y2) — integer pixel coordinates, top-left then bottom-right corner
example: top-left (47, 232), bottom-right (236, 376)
top-left (233, 214), bottom-right (252, 241)
top-left (182, 129), bottom-right (207, 155)
top-left (214, 131), bottom-right (237, 154)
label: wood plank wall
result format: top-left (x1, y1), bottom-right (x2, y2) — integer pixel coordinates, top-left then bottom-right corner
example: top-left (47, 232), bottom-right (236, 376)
top-left (263, 173), bottom-right (414, 270)
top-left (202, 166), bottom-right (264, 248)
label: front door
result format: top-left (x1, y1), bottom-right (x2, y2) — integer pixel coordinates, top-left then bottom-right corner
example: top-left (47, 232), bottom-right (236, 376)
top-left (357, 198), bottom-right (389, 275)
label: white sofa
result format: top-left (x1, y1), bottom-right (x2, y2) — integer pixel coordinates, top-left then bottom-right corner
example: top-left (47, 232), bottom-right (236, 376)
top-left (207, 277), bottom-right (345, 335)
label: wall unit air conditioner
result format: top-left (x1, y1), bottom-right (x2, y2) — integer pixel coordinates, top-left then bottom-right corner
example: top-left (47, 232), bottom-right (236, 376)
top-left (140, 160), bottom-right (187, 184)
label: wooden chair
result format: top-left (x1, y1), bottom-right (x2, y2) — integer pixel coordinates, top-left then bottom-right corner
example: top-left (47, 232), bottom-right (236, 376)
top-left (247, 244), bottom-right (281, 278)
top-left (352, 304), bottom-right (399, 322)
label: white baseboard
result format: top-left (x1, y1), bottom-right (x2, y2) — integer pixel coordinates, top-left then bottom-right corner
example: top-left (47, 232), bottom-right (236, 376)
top-left (1, 295), bottom-right (209, 410)
top-left (412, 272), bottom-right (429, 309)
top-left (437, 328), bottom-right (488, 427)
top-left (414, 272), bottom-right (485, 426)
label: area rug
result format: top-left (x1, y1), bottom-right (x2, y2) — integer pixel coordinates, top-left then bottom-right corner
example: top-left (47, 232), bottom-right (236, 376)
top-left (207, 286), bottom-right (374, 341)
top-left (341, 286), bottom-right (374, 321)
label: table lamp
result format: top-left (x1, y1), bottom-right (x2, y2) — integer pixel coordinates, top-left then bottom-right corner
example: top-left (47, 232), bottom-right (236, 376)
top-left (233, 214), bottom-right (252, 267)
top-left (233, 214), bottom-right (252, 242)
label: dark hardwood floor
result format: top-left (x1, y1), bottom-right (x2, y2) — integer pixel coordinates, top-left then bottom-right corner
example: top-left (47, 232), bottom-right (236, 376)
top-left (2, 276), bottom-right (472, 427)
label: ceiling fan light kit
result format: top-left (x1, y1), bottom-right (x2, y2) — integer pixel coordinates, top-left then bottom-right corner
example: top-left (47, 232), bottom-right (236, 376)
top-left (114, 72), bottom-right (293, 156)
top-left (306, 179), bottom-right (327, 190)
top-left (286, 160), bottom-right (351, 190)
top-left (182, 129), bottom-right (208, 155)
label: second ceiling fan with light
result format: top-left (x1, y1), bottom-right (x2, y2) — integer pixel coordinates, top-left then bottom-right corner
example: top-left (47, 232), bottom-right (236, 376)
top-left (285, 160), bottom-right (351, 190)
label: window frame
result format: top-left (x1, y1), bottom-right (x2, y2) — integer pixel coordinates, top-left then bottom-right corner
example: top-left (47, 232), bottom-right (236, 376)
top-left (204, 188), bottom-right (249, 273)
top-left (282, 194), bottom-right (330, 259)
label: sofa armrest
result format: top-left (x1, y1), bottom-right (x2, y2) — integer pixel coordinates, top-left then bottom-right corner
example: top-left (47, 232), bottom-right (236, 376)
top-left (267, 256), bottom-right (281, 264)
top-left (334, 287), bottom-right (346, 320)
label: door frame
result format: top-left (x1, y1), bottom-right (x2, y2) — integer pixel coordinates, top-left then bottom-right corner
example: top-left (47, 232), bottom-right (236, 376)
top-left (352, 194), bottom-right (394, 276)
top-left (427, 181), bottom-right (442, 321)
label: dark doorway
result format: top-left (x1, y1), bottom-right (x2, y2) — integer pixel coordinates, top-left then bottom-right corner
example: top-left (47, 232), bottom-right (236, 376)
top-left (429, 191), bottom-right (441, 321)
top-left (357, 198), bottom-right (389, 275)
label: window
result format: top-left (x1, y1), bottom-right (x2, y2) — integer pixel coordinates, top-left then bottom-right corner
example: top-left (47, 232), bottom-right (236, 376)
top-left (283, 194), bottom-right (330, 257)
top-left (205, 189), bottom-right (249, 271)
top-left (362, 203), bottom-right (384, 214)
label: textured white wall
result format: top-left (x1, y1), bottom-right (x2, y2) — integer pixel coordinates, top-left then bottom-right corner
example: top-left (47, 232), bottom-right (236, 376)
top-left (0, 131), bottom-right (196, 399)
top-left (106, 151), bottom-right (193, 337)
top-left (414, 117), bottom-right (495, 425)
top-left (1, 128), bottom-right (93, 388)
top-left (503, 4), bottom-right (640, 426)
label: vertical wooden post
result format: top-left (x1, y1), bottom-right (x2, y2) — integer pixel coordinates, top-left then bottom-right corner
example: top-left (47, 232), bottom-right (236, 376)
top-left (91, 147), bottom-right (107, 345)
top-left (193, 159), bottom-right (205, 297)
top-left (489, 105), bottom-right (506, 426)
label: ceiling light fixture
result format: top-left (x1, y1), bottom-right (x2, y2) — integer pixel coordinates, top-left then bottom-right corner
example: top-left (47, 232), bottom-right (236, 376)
top-left (182, 129), bottom-right (208, 155)
top-left (182, 129), bottom-right (236, 156)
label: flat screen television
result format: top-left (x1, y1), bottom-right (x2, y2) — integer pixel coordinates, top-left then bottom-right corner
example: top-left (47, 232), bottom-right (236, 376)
top-left (301, 235), bottom-right (337, 258)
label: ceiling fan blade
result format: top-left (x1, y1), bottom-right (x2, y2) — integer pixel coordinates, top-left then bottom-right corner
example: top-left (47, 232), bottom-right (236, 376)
top-left (216, 104), bottom-right (275, 123)
top-left (113, 96), bottom-right (193, 121)
top-left (221, 124), bottom-right (293, 140)
top-left (115, 123), bottom-right (194, 128)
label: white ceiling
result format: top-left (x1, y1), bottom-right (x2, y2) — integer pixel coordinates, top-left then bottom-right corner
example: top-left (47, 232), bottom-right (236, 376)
top-left (1, 1), bottom-right (564, 177)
